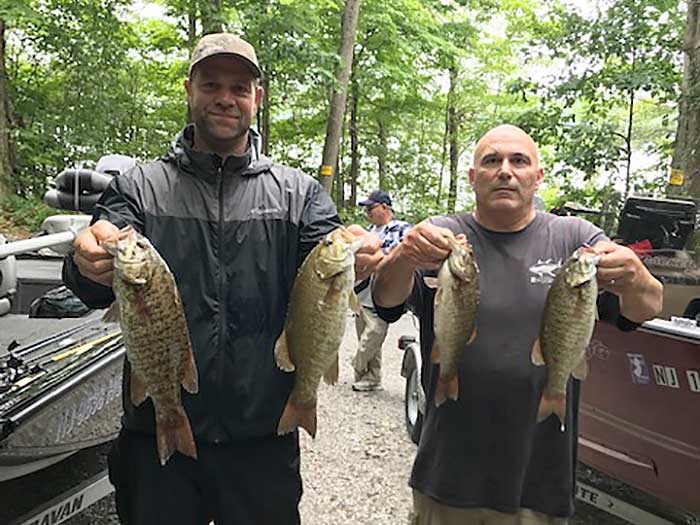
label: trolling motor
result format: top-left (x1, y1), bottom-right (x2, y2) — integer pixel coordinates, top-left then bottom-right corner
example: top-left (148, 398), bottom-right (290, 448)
top-left (43, 154), bottom-right (135, 214)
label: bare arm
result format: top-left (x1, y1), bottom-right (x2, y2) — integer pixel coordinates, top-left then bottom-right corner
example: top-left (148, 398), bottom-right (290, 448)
top-left (373, 221), bottom-right (456, 308)
top-left (345, 224), bottom-right (383, 282)
top-left (593, 240), bottom-right (663, 323)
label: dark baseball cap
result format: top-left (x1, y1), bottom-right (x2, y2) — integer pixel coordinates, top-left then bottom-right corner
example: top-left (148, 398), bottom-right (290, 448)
top-left (359, 190), bottom-right (392, 207)
top-left (189, 33), bottom-right (261, 78)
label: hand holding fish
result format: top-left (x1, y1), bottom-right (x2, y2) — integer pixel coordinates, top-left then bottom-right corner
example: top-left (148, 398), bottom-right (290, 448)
top-left (345, 224), bottom-right (383, 281)
top-left (397, 220), bottom-right (462, 271)
top-left (591, 240), bottom-right (663, 322)
top-left (73, 219), bottom-right (122, 287)
top-left (591, 240), bottom-right (645, 294)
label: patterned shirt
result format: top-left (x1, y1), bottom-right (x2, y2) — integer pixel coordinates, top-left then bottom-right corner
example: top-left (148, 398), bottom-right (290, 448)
top-left (368, 218), bottom-right (411, 253)
top-left (357, 218), bottom-right (411, 308)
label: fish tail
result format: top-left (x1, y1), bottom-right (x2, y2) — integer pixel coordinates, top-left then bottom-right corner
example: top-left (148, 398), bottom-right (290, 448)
top-left (155, 404), bottom-right (198, 466)
top-left (536, 391), bottom-right (567, 430)
top-left (434, 374), bottom-right (459, 407)
top-left (278, 399), bottom-right (318, 438)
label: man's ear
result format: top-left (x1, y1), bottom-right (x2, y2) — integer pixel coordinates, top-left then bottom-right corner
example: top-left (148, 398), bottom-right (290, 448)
top-left (468, 167), bottom-right (476, 187)
top-left (184, 77), bottom-right (192, 100)
top-left (534, 167), bottom-right (544, 189)
top-left (254, 84), bottom-right (264, 109)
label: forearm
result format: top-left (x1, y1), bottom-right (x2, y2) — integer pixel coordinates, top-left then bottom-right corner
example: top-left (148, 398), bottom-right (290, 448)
top-left (373, 247), bottom-right (416, 308)
top-left (619, 274), bottom-right (663, 323)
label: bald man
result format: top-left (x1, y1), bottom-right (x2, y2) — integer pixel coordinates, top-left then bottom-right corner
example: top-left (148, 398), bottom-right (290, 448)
top-left (374, 125), bottom-right (662, 525)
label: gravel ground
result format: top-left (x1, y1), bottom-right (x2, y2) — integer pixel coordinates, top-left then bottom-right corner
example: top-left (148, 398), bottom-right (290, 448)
top-left (9, 313), bottom-right (692, 524)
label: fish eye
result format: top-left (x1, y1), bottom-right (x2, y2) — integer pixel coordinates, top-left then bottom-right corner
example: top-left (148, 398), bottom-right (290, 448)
top-left (324, 237), bottom-right (333, 246)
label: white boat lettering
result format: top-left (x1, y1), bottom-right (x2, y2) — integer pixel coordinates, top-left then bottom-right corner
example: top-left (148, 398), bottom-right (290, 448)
top-left (27, 494), bottom-right (83, 525)
top-left (53, 375), bottom-right (121, 441)
top-left (652, 365), bottom-right (680, 389)
top-left (687, 370), bottom-right (700, 393)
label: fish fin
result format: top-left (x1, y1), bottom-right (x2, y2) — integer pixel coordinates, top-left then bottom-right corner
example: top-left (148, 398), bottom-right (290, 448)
top-left (129, 370), bottom-right (149, 406)
top-left (423, 276), bottom-right (439, 289)
top-left (433, 287), bottom-right (443, 307)
top-left (536, 391), bottom-right (567, 430)
top-left (434, 374), bottom-right (459, 407)
top-left (278, 399), bottom-right (318, 438)
top-left (572, 355), bottom-right (589, 380)
top-left (102, 302), bottom-right (121, 324)
top-left (430, 341), bottom-right (440, 363)
top-left (154, 404), bottom-right (197, 466)
top-left (274, 330), bottom-right (295, 372)
top-left (323, 355), bottom-right (339, 385)
top-left (349, 291), bottom-right (361, 313)
top-left (467, 326), bottom-right (477, 345)
top-left (531, 338), bottom-right (545, 366)
top-left (322, 281), bottom-right (342, 306)
top-left (180, 345), bottom-right (199, 394)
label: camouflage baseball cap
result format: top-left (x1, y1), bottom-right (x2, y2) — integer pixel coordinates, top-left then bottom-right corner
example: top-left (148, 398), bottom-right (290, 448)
top-left (188, 33), bottom-right (261, 78)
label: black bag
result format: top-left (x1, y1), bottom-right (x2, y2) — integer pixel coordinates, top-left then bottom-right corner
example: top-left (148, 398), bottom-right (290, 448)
top-left (28, 286), bottom-right (90, 318)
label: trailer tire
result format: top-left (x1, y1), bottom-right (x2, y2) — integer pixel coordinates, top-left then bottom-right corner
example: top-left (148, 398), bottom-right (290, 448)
top-left (404, 367), bottom-right (423, 445)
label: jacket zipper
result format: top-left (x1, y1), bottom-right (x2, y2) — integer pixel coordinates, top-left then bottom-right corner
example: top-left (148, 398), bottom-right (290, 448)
top-left (217, 163), bottom-right (226, 361)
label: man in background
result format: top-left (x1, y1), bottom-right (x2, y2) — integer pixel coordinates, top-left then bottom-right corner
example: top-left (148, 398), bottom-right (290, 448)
top-left (352, 190), bottom-right (411, 392)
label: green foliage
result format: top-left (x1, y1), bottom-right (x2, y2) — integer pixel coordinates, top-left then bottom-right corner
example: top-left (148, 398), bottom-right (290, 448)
top-left (0, 0), bottom-right (688, 224)
top-left (509, 0), bottom-right (684, 209)
top-left (0, 195), bottom-right (63, 233)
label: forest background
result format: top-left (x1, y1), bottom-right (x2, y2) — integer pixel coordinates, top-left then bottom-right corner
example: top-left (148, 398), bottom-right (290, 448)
top-left (0, 0), bottom-right (699, 233)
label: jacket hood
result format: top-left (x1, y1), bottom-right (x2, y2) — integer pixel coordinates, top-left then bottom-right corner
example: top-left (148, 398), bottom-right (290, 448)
top-left (163, 124), bottom-right (273, 182)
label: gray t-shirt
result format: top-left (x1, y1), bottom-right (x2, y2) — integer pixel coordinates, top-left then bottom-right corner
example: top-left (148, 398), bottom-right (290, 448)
top-left (377, 211), bottom-right (606, 517)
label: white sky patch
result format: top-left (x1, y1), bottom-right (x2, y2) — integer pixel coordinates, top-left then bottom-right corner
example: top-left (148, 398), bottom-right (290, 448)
top-left (125, 1), bottom-right (170, 22)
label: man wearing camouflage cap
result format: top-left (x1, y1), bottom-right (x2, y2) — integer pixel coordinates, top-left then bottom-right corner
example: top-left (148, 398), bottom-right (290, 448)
top-left (64, 33), bottom-right (382, 525)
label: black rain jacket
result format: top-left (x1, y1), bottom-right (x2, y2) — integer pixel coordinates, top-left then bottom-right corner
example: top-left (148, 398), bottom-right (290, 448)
top-left (63, 126), bottom-right (342, 443)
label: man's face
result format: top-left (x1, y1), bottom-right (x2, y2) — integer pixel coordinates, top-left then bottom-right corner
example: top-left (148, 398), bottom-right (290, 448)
top-left (184, 55), bottom-right (263, 152)
top-left (468, 127), bottom-right (543, 215)
top-left (365, 203), bottom-right (384, 225)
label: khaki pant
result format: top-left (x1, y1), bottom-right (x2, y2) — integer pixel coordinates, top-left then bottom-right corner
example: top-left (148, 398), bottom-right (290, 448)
top-left (411, 491), bottom-right (569, 525)
top-left (352, 307), bottom-right (389, 382)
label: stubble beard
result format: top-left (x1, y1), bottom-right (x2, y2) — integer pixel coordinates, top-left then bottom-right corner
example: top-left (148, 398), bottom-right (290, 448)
top-left (194, 112), bottom-right (251, 154)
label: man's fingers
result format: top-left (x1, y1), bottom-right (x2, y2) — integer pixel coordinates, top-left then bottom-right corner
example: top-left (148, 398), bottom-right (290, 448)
top-left (345, 224), bottom-right (368, 238)
top-left (411, 231), bottom-right (450, 263)
top-left (420, 225), bottom-right (454, 249)
top-left (72, 220), bottom-right (120, 286)
top-left (356, 233), bottom-right (381, 254)
top-left (91, 220), bottom-right (122, 243)
top-left (74, 252), bottom-right (114, 275)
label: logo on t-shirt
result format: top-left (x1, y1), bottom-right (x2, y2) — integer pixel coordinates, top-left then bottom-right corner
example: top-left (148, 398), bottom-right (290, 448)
top-left (529, 258), bottom-right (562, 285)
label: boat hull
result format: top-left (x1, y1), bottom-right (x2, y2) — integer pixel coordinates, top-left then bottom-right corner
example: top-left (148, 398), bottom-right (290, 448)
top-left (0, 318), bottom-right (124, 481)
top-left (579, 320), bottom-right (700, 514)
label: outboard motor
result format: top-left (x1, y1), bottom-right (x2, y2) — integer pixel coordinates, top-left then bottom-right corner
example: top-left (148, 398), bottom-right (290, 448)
top-left (43, 154), bottom-right (136, 214)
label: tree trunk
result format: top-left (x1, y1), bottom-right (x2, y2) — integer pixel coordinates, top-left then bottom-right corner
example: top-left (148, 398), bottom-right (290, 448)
top-left (622, 48), bottom-right (636, 199)
top-left (669, 1), bottom-right (700, 198)
top-left (319, 0), bottom-right (362, 193)
top-left (259, 73), bottom-right (270, 156)
top-left (624, 85), bottom-right (634, 199)
top-left (202, 0), bottom-right (223, 34)
top-left (377, 118), bottom-right (387, 191)
top-left (0, 20), bottom-right (13, 202)
top-left (447, 65), bottom-right (459, 214)
top-left (348, 80), bottom-right (359, 208)
top-left (188, 2), bottom-right (197, 48)
top-left (436, 99), bottom-right (449, 206)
